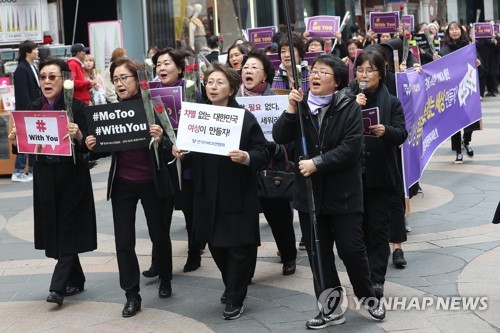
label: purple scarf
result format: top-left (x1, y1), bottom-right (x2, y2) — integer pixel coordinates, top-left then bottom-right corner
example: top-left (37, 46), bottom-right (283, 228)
top-left (41, 94), bottom-right (63, 110)
top-left (307, 91), bottom-right (333, 115)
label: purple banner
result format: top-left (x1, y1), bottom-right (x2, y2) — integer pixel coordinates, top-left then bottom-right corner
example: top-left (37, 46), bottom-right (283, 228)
top-left (305, 16), bottom-right (340, 38)
top-left (248, 26), bottom-right (276, 49)
top-left (474, 23), bottom-right (494, 38)
top-left (304, 51), bottom-right (326, 67)
top-left (267, 53), bottom-right (281, 71)
top-left (396, 44), bottom-right (482, 195)
top-left (494, 24), bottom-right (500, 34)
top-left (401, 15), bottom-right (414, 32)
top-left (370, 12), bottom-right (399, 34)
top-left (150, 86), bottom-right (183, 129)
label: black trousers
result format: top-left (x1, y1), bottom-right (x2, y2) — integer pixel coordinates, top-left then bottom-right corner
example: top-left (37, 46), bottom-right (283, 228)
top-left (260, 197), bottom-right (297, 263)
top-left (298, 212), bottom-right (375, 300)
top-left (111, 179), bottom-right (174, 300)
top-left (209, 244), bottom-right (256, 307)
top-left (451, 131), bottom-right (473, 153)
top-left (49, 253), bottom-right (85, 293)
top-left (363, 187), bottom-right (392, 285)
top-left (389, 194), bottom-right (407, 244)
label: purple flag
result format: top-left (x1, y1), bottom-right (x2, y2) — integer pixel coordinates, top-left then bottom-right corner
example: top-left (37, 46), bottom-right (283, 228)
top-left (150, 86), bottom-right (183, 129)
top-left (248, 26), bottom-right (276, 49)
top-left (396, 44), bottom-right (482, 195)
top-left (370, 12), bottom-right (399, 34)
top-left (305, 16), bottom-right (340, 38)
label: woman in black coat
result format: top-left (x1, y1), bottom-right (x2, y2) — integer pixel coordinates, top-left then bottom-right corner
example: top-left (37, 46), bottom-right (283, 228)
top-left (8, 57), bottom-right (97, 306)
top-left (273, 54), bottom-right (385, 328)
top-left (174, 62), bottom-right (267, 320)
top-left (353, 50), bottom-right (408, 299)
top-left (86, 58), bottom-right (175, 318)
top-left (439, 21), bottom-right (482, 163)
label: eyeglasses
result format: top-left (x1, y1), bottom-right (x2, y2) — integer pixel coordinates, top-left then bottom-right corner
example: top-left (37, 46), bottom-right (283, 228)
top-left (311, 70), bottom-right (334, 77)
top-left (40, 74), bottom-right (62, 81)
top-left (242, 66), bottom-right (264, 72)
top-left (309, 43), bottom-right (322, 47)
top-left (356, 68), bottom-right (378, 75)
top-left (113, 75), bottom-right (135, 84)
top-left (206, 80), bottom-right (228, 87)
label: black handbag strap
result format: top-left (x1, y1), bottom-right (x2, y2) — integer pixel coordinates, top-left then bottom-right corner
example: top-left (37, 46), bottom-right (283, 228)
top-left (266, 144), bottom-right (291, 171)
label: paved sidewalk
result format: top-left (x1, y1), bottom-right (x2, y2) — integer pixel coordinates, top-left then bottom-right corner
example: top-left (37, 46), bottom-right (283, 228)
top-left (0, 96), bottom-right (499, 332)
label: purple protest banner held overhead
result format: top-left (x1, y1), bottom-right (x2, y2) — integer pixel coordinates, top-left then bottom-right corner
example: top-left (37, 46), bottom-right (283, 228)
top-left (370, 12), bottom-right (399, 34)
top-left (396, 43), bottom-right (482, 195)
top-left (248, 26), bottom-right (276, 49)
top-left (305, 16), bottom-right (340, 38)
top-left (401, 15), bottom-right (414, 32)
top-left (474, 23), bottom-right (494, 38)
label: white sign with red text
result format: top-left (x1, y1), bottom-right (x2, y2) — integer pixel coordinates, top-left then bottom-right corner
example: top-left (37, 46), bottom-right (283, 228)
top-left (176, 102), bottom-right (245, 156)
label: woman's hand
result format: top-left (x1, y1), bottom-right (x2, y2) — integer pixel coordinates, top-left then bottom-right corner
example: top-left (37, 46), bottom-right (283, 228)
top-left (413, 63), bottom-right (423, 74)
top-left (286, 87), bottom-right (303, 113)
top-left (149, 124), bottom-right (163, 143)
top-left (335, 31), bottom-right (342, 43)
top-left (228, 149), bottom-right (249, 164)
top-left (8, 128), bottom-right (17, 145)
top-left (299, 159), bottom-right (317, 177)
top-left (341, 56), bottom-right (349, 65)
top-left (67, 122), bottom-right (83, 141)
top-left (85, 135), bottom-right (97, 151)
top-left (399, 61), bottom-right (407, 72)
top-left (356, 93), bottom-right (367, 106)
top-left (368, 124), bottom-right (386, 137)
top-left (172, 144), bottom-right (188, 159)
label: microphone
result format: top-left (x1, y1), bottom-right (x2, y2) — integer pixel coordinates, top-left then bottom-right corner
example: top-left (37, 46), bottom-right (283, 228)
top-left (359, 81), bottom-right (367, 94)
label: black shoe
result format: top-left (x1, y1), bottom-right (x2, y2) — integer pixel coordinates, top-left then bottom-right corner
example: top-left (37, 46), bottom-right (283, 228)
top-left (122, 298), bottom-right (141, 317)
top-left (223, 304), bottom-right (244, 320)
top-left (46, 291), bottom-right (64, 306)
top-left (282, 260), bottom-right (296, 276)
top-left (298, 241), bottom-right (306, 250)
top-left (372, 282), bottom-right (384, 298)
top-left (183, 256), bottom-right (201, 273)
top-left (142, 266), bottom-right (158, 278)
top-left (159, 279), bottom-right (172, 298)
top-left (462, 141), bottom-right (474, 157)
top-left (305, 313), bottom-right (345, 329)
top-left (392, 249), bottom-right (407, 268)
top-left (65, 284), bottom-right (84, 296)
top-left (366, 300), bottom-right (386, 321)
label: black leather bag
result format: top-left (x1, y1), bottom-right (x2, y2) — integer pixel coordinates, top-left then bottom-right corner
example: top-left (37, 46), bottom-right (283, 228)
top-left (257, 146), bottom-right (294, 200)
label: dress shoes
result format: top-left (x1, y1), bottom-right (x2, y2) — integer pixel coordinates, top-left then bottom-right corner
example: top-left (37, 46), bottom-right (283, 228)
top-left (282, 260), bottom-right (296, 276)
top-left (183, 256), bottom-right (201, 273)
top-left (65, 284), bottom-right (84, 296)
top-left (142, 265), bottom-right (159, 278)
top-left (159, 279), bottom-right (172, 298)
top-left (122, 298), bottom-right (141, 317)
top-left (46, 291), bottom-right (64, 306)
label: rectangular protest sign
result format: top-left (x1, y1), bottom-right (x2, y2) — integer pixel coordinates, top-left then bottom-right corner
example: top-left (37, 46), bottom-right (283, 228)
top-left (85, 99), bottom-right (150, 153)
top-left (304, 51), bottom-right (326, 67)
top-left (236, 95), bottom-right (288, 141)
top-left (248, 26), bottom-right (276, 49)
top-left (12, 110), bottom-right (71, 156)
top-left (396, 43), bottom-right (482, 195)
top-left (401, 15), bottom-right (414, 32)
top-left (150, 86), bottom-right (183, 129)
top-left (361, 107), bottom-right (379, 137)
top-left (370, 12), bottom-right (399, 34)
top-left (176, 102), bottom-right (244, 156)
top-left (305, 16), bottom-right (340, 38)
top-left (474, 23), bottom-right (494, 38)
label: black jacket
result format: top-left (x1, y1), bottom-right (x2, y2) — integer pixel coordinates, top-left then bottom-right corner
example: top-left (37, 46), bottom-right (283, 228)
top-left (273, 88), bottom-right (364, 215)
top-left (14, 59), bottom-right (41, 110)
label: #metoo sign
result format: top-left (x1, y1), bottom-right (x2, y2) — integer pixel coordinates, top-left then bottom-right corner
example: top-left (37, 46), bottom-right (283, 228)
top-left (12, 110), bottom-right (71, 156)
top-left (85, 99), bottom-right (150, 153)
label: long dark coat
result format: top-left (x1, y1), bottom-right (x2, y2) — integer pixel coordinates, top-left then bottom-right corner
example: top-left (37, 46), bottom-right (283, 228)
top-left (187, 99), bottom-right (268, 247)
top-left (31, 97), bottom-right (97, 259)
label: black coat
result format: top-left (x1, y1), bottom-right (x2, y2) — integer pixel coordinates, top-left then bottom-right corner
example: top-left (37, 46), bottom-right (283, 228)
top-left (14, 59), bottom-right (41, 110)
top-left (352, 83), bottom-right (408, 194)
top-left (273, 88), bottom-right (364, 215)
top-left (31, 97), bottom-right (97, 259)
top-left (186, 99), bottom-right (268, 247)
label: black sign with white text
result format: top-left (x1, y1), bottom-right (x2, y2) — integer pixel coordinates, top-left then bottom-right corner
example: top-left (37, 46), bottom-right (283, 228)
top-left (85, 99), bottom-right (150, 153)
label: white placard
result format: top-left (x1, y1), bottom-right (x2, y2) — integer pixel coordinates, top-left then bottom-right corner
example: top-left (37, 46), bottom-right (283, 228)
top-left (235, 95), bottom-right (288, 141)
top-left (177, 102), bottom-right (245, 156)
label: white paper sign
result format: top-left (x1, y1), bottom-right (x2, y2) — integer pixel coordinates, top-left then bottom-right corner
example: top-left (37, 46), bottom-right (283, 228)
top-left (24, 116), bottom-right (60, 149)
top-left (236, 95), bottom-right (288, 141)
top-left (176, 102), bottom-right (245, 156)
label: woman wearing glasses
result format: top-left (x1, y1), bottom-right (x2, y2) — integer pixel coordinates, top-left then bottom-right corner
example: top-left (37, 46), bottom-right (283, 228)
top-left (8, 57), bottom-right (97, 307)
top-left (173, 63), bottom-right (267, 320)
top-left (272, 33), bottom-right (310, 92)
top-left (352, 50), bottom-right (407, 300)
top-left (85, 58), bottom-right (175, 318)
top-left (237, 50), bottom-right (297, 276)
top-left (273, 54), bottom-right (385, 328)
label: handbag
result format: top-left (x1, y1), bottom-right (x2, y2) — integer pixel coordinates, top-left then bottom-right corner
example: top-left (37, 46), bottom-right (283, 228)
top-left (257, 145), bottom-right (294, 200)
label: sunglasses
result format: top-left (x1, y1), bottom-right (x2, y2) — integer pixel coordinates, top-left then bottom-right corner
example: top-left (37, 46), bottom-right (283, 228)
top-left (40, 74), bottom-right (62, 81)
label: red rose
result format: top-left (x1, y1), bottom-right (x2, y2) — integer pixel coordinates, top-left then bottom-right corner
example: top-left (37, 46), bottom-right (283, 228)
top-left (220, 36), bottom-right (224, 41)
top-left (405, 33), bottom-right (411, 39)
top-left (155, 104), bottom-right (164, 113)
top-left (193, 63), bottom-right (199, 71)
top-left (400, 3), bottom-right (404, 10)
top-left (139, 80), bottom-right (149, 90)
top-left (185, 65), bottom-right (194, 74)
